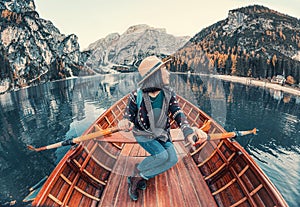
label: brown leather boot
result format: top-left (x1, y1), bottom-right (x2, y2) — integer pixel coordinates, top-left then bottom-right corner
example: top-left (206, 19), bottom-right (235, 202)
top-left (137, 178), bottom-right (147, 190)
top-left (127, 176), bottom-right (143, 201)
top-left (127, 163), bottom-right (144, 201)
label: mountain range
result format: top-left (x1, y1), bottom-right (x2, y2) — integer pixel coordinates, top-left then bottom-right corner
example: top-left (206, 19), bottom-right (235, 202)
top-left (172, 5), bottom-right (300, 85)
top-left (0, 1), bottom-right (300, 94)
top-left (0, 0), bottom-right (91, 93)
top-left (85, 24), bottom-right (190, 73)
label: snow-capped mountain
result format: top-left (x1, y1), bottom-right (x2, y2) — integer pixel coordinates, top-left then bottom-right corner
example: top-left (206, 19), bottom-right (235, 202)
top-left (85, 24), bottom-right (190, 72)
top-left (0, 0), bottom-right (91, 93)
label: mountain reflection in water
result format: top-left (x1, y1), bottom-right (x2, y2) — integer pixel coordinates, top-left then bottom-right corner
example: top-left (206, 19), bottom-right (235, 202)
top-left (0, 73), bottom-right (299, 206)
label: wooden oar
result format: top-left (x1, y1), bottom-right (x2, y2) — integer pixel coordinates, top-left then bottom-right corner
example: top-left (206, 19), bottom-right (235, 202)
top-left (27, 121), bottom-right (257, 151)
top-left (27, 127), bottom-right (120, 152)
top-left (194, 128), bottom-right (257, 146)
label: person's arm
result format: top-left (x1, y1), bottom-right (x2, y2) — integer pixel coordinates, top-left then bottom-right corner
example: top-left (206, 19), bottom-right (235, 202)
top-left (169, 93), bottom-right (206, 147)
top-left (119, 92), bottom-right (137, 131)
top-left (169, 93), bottom-right (194, 138)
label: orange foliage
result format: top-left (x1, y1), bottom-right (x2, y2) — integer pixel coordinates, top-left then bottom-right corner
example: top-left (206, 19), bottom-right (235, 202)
top-left (286, 75), bottom-right (295, 85)
top-left (1, 9), bottom-right (22, 24)
top-left (230, 54), bottom-right (237, 75)
top-left (272, 55), bottom-right (277, 67)
top-left (279, 30), bottom-right (286, 40)
top-left (266, 30), bottom-right (272, 36)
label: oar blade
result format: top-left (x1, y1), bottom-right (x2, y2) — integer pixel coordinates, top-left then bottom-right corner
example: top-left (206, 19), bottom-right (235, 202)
top-left (27, 145), bottom-right (39, 152)
top-left (253, 128), bottom-right (258, 135)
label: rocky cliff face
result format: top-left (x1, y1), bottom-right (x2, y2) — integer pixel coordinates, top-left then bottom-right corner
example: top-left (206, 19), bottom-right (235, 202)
top-left (85, 24), bottom-right (190, 73)
top-left (0, 0), bottom-right (91, 93)
top-left (2, 3), bottom-right (299, 94)
top-left (173, 5), bottom-right (300, 84)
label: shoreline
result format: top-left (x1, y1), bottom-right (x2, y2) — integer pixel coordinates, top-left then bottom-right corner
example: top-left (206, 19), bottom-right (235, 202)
top-left (212, 75), bottom-right (300, 96)
top-left (174, 72), bottom-right (300, 96)
top-left (1, 73), bottom-right (300, 97)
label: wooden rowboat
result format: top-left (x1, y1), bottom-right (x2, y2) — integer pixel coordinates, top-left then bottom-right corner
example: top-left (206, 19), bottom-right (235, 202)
top-left (30, 94), bottom-right (288, 207)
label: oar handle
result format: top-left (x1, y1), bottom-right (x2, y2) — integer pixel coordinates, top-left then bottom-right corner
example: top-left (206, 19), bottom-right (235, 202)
top-left (72, 127), bottom-right (120, 143)
top-left (27, 127), bottom-right (121, 152)
top-left (194, 128), bottom-right (257, 146)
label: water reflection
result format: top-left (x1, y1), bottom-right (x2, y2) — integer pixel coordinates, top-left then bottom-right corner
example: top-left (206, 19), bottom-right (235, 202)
top-left (174, 73), bottom-right (300, 206)
top-left (0, 73), bottom-right (299, 206)
top-left (0, 80), bottom-right (75, 206)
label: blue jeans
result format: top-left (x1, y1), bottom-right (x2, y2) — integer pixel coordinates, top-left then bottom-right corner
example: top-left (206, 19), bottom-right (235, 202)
top-left (135, 136), bottom-right (178, 180)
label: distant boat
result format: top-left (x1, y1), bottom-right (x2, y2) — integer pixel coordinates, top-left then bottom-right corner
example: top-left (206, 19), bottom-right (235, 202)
top-left (28, 94), bottom-right (288, 207)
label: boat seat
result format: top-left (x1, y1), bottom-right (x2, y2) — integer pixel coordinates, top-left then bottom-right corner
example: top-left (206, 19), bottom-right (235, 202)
top-left (92, 128), bottom-right (186, 143)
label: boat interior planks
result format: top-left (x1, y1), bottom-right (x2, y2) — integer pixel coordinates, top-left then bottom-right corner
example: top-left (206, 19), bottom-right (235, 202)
top-left (98, 142), bottom-right (217, 207)
top-left (31, 94), bottom-right (288, 207)
top-left (192, 133), bottom-right (284, 207)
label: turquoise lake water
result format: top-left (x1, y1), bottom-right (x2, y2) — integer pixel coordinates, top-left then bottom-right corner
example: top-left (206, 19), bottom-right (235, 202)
top-left (0, 73), bottom-right (299, 206)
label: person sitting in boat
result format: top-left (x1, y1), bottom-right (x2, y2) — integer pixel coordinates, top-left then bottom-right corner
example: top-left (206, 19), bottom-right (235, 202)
top-left (119, 55), bottom-right (207, 201)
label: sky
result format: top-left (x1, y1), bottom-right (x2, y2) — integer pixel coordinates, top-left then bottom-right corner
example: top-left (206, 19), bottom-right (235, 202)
top-left (34, 0), bottom-right (300, 50)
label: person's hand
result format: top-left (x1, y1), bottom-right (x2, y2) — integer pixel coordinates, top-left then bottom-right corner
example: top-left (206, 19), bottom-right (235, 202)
top-left (187, 128), bottom-right (208, 150)
top-left (194, 127), bottom-right (207, 139)
top-left (186, 132), bottom-right (199, 151)
top-left (193, 127), bottom-right (208, 145)
top-left (118, 119), bottom-right (134, 131)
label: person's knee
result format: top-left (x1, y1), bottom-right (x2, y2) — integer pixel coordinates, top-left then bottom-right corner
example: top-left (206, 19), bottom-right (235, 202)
top-left (156, 150), bottom-right (168, 162)
top-left (169, 153), bottom-right (178, 165)
top-left (167, 147), bottom-right (178, 165)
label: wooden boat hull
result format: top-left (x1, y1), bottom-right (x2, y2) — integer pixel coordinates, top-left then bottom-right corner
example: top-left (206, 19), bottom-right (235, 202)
top-left (31, 94), bottom-right (288, 207)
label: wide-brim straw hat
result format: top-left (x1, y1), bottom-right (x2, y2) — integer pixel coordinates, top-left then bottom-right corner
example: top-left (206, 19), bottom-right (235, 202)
top-left (138, 56), bottom-right (172, 85)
